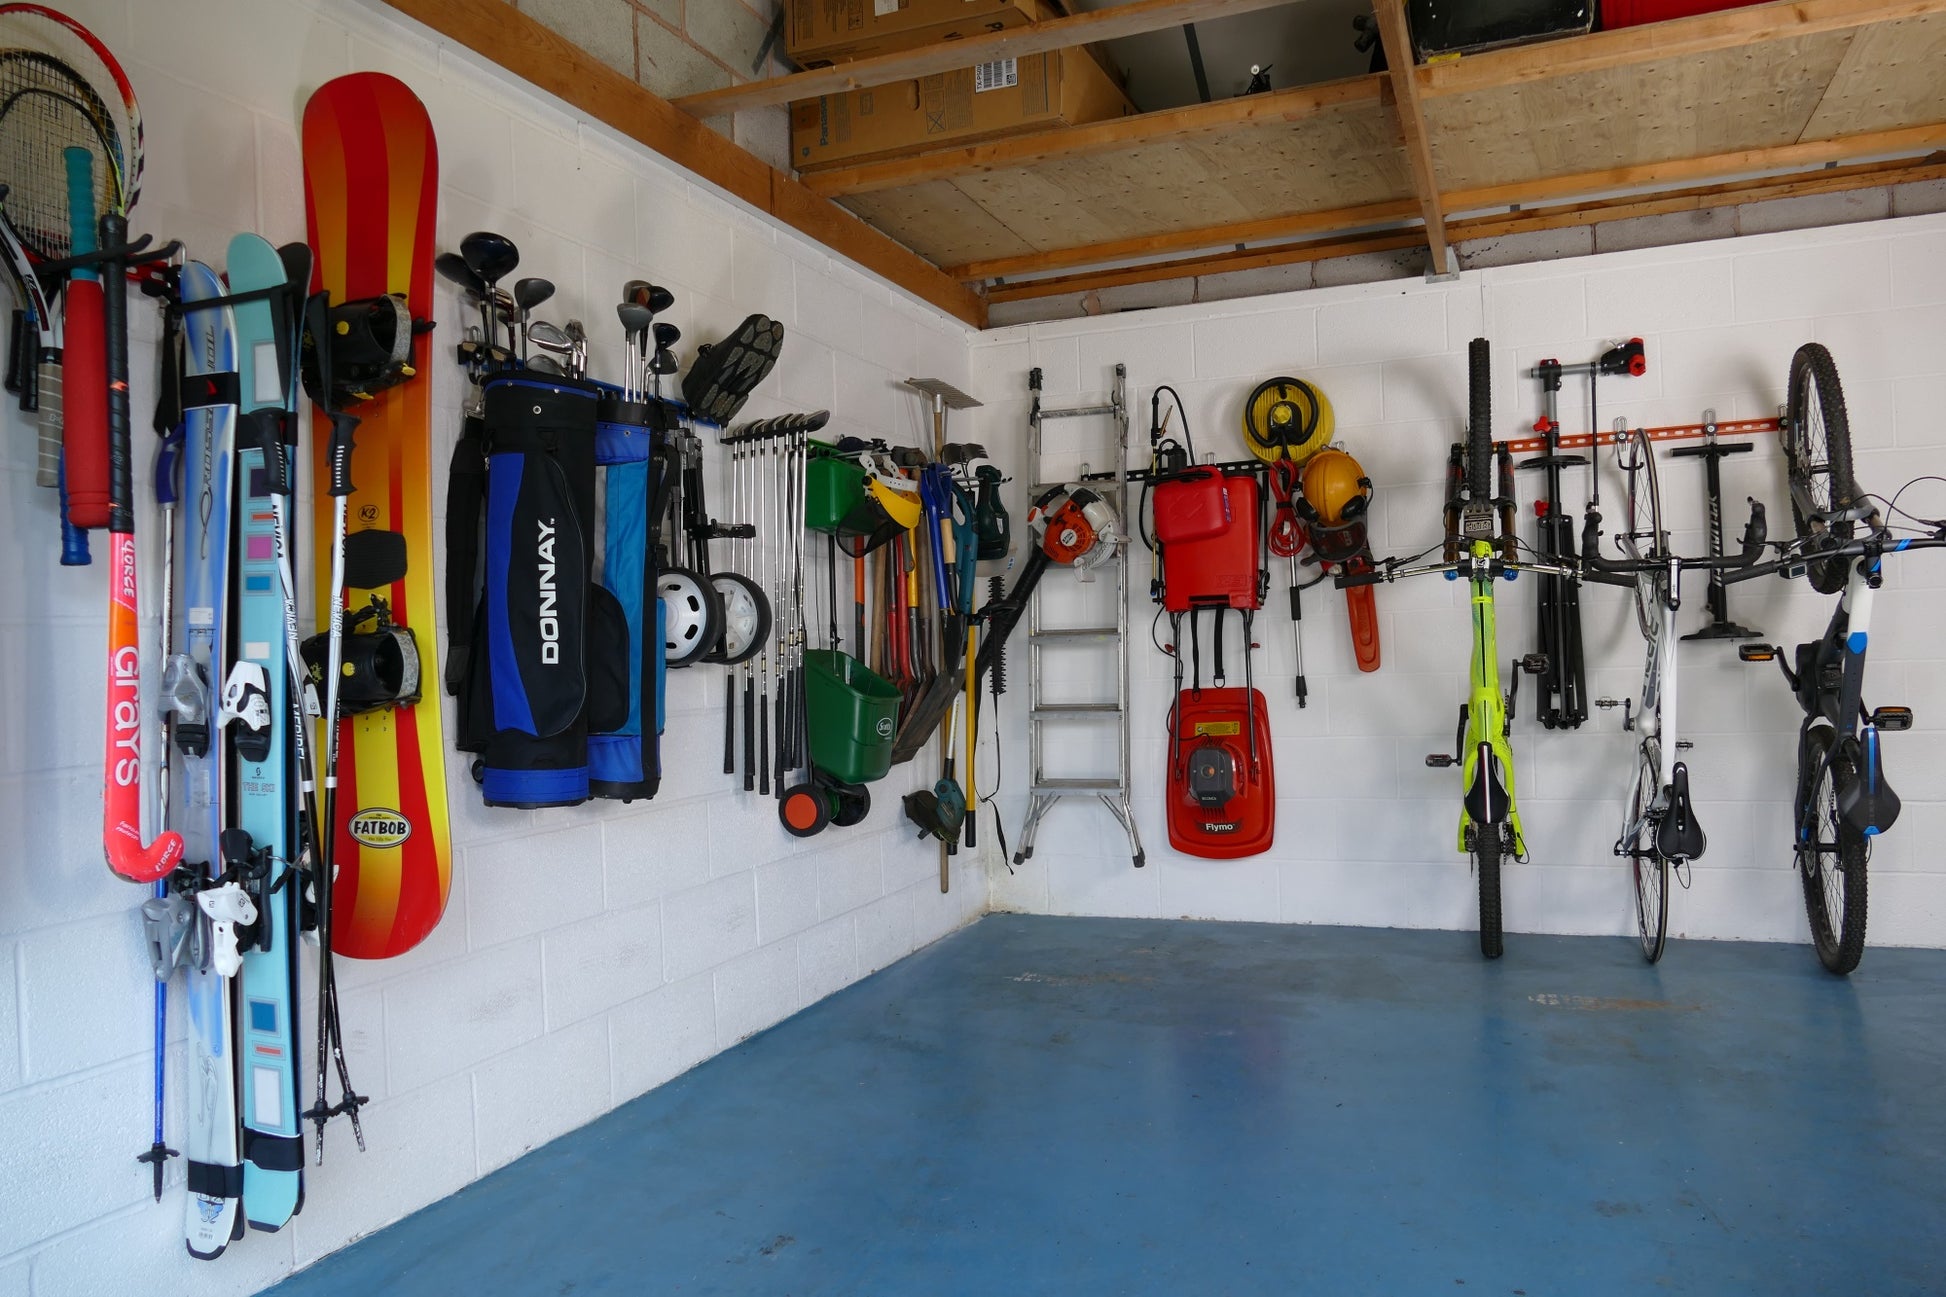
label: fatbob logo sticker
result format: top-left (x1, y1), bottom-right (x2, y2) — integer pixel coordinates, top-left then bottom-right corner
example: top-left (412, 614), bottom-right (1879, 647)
top-left (348, 808), bottom-right (412, 849)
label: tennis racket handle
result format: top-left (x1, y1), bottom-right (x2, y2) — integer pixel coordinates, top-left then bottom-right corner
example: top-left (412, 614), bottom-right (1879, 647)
top-left (58, 452), bottom-right (89, 566)
top-left (37, 358), bottom-right (62, 489)
top-left (62, 279), bottom-right (110, 529)
top-left (6, 308), bottom-right (23, 395)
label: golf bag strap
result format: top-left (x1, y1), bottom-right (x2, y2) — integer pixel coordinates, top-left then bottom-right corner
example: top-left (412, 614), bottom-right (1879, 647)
top-left (443, 412), bottom-right (487, 697)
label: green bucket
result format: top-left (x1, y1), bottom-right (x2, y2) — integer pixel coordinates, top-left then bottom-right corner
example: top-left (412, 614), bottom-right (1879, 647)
top-left (805, 649), bottom-right (901, 785)
top-left (805, 442), bottom-right (870, 536)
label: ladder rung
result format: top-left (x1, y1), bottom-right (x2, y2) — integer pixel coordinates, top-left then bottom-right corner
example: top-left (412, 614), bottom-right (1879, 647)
top-left (1030, 626), bottom-right (1120, 640)
top-left (1032, 778), bottom-right (1123, 793)
top-left (1031, 703), bottom-right (1122, 716)
top-left (1039, 404), bottom-right (1117, 419)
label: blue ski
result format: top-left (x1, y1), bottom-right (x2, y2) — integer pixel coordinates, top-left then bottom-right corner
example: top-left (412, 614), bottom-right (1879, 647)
top-left (226, 233), bottom-right (306, 1229)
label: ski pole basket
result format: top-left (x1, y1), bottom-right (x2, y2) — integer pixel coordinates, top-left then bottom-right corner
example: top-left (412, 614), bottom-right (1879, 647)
top-left (805, 648), bottom-right (902, 784)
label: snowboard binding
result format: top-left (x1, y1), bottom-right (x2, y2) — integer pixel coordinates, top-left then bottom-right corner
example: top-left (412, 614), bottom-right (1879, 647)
top-left (301, 291), bottom-right (429, 406)
top-left (300, 596), bottom-right (422, 714)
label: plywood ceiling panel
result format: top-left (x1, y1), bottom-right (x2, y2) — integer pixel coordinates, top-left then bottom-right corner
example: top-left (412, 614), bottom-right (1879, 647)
top-left (1801, 12), bottom-right (1946, 139)
top-left (1425, 31), bottom-right (1858, 192)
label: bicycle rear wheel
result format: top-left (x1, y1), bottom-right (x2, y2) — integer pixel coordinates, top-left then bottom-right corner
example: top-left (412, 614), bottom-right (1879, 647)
top-left (1628, 742), bottom-right (1668, 963)
top-left (1800, 726), bottom-right (1868, 973)
top-left (1621, 427), bottom-right (1664, 637)
top-left (1467, 338), bottom-right (1493, 503)
top-left (1784, 343), bottom-right (1859, 595)
top-left (1474, 821), bottom-right (1504, 959)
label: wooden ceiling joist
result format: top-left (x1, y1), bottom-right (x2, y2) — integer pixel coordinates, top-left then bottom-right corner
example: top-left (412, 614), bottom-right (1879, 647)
top-left (1414, 0), bottom-right (1946, 97)
top-left (982, 155), bottom-right (1946, 305)
top-left (376, 0), bottom-right (986, 327)
top-left (670, 0), bottom-right (1301, 119)
top-left (1372, 0), bottom-right (1449, 275)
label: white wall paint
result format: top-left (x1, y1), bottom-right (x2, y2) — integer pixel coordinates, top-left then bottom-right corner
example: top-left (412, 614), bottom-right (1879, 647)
top-left (968, 215), bottom-right (1946, 951)
top-left (0, 0), bottom-right (981, 1292)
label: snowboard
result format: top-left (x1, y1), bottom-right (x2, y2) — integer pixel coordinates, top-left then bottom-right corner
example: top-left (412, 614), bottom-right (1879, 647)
top-left (228, 232), bottom-right (305, 1229)
top-left (302, 73), bottom-right (450, 960)
top-left (174, 261), bottom-right (244, 1259)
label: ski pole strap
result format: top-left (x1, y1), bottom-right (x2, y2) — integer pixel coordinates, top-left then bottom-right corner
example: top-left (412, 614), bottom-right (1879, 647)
top-left (443, 413), bottom-right (487, 697)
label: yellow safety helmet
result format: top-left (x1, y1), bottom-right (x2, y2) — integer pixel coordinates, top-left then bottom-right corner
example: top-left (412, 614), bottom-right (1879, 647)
top-left (1243, 376), bottom-right (1334, 466)
top-left (1300, 448), bottom-right (1371, 525)
top-left (865, 473), bottom-right (922, 531)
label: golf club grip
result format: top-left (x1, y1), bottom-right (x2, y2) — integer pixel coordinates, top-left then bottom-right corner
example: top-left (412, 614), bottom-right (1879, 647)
top-left (100, 214), bottom-right (133, 535)
top-left (723, 686), bottom-right (734, 776)
top-left (62, 149), bottom-right (109, 529)
top-left (743, 678), bottom-right (755, 792)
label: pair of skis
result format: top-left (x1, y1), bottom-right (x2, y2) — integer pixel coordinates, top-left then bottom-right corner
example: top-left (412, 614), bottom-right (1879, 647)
top-left (143, 238), bottom-right (365, 1259)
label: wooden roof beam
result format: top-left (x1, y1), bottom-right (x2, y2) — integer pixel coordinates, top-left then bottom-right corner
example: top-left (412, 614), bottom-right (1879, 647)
top-left (670, 0), bottom-right (1301, 119)
top-left (1416, 0), bottom-right (1946, 97)
top-left (377, 0), bottom-right (985, 328)
top-left (1373, 0), bottom-right (1450, 275)
top-left (798, 75), bottom-right (1386, 197)
top-left (983, 156), bottom-right (1946, 306)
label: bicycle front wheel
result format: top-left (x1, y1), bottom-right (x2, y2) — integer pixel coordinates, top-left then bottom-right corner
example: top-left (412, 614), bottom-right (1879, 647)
top-left (1784, 343), bottom-right (1859, 595)
top-left (1474, 822), bottom-right (1504, 959)
top-left (1628, 743), bottom-right (1669, 963)
top-left (1800, 726), bottom-right (1869, 974)
top-left (1467, 338), bottom-right (1494, 503)
top-left (1623, 427), bottom-right (1665, 638)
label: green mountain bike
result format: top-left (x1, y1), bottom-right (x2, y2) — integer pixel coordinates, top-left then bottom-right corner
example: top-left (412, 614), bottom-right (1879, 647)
top-left (1343, 338), bottom-right (1572, 957)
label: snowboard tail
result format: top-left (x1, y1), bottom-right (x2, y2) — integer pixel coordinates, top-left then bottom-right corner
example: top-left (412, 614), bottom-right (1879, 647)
top-left (303, 73), bottom-right (450, 960)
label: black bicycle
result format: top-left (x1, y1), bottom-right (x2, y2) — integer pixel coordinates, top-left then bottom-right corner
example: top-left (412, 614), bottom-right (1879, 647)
top-left (1727, 343), bottom-right (1946, 974)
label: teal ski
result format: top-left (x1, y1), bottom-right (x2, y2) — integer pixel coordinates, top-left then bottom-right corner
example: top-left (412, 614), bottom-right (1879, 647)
top-left (226, 233), bottom-right (307, 1229)
top-left (171, 261), bottom-right (245, 1259)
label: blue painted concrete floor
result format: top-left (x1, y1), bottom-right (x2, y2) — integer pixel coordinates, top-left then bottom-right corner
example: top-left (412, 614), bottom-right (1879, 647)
top-left (266, 916), bottom-right (1946, 1296)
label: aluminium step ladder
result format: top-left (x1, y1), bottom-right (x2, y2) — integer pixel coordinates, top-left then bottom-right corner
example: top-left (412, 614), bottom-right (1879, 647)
top-left (1016, 363), bottom-right (1144, 869)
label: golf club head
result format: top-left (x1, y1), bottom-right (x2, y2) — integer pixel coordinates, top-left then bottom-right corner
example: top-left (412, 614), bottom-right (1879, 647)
top-left (651, 348), bottom-right (679, 375)
top-left (565, 319), bottom-right (586, 343)
top-left (514, 276), bottom-right (555, 313)
top-left (528, 320), bottom-right (571, 353)
top-left (435, 251), bottom-right (484, 294)
top-left (622, 279), bottom-right (652, 307)
top-left (459, 230), bottom-right (519, 287)
top-left (652, 322), bottom-right (681, 349)
top-left (617, 302), bottom-right (653, 337)
top-left (526, 354), bottom-right (565, 376)
top-left (646, 284), bottom-right (675, 314)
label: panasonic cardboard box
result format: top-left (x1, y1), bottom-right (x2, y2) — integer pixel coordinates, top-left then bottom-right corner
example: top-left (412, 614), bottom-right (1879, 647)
top-left (790, 48), bottom-right (1132, 172)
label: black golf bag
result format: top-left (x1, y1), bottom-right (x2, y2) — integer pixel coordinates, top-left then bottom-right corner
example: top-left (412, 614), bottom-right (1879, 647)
top-left (446, 374), bottom-right (670, 806)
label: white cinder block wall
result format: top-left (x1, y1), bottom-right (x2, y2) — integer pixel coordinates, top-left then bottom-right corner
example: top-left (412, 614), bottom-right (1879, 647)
top-left (968, 215), bottom-right (1946, 949)
top-left (0, 0), bottom-right (981, 1292)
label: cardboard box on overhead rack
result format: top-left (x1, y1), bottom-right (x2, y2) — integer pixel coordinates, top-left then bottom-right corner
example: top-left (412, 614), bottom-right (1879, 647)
top-left (787, 0), bottom-right (1056, 67)
top-left (790, 47), bottom-right (1133, 171)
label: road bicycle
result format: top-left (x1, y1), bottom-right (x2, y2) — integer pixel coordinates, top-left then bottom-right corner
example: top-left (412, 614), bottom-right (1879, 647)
top-left (1578, 424), bottom-right (1767, 961)
top-left (1343, 339), bottom-right (1572, 959)
top-left (1726, 343), bottom-right (1946, 974)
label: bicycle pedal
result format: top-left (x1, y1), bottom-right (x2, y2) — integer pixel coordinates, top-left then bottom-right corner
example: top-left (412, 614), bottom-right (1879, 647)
top-left (1519, 654), bottom-right (1548, 675)
top-left (1592, 697), bottom-right (1625, 709)
top-left (1871, 706), bottom-right (1914, 732)
top-left (1676, 740), bottom-right (1694, 750)
top-left (1425, 754), bottom-right (1457, 768)
top-left (1737, 643), bottom-right (1778, 662)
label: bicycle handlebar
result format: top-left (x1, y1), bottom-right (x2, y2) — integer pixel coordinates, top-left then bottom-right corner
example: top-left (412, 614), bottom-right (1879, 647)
top-left (1722, 528), bottom-right (1946, 584)
top-left (1335, 552), bottom-right (1576, 589)
top-left (1577, 498), bottom-right (1769, 585)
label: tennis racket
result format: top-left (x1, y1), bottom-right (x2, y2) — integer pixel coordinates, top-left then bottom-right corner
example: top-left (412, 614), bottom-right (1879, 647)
top-left (0, 41), bottom-right (121, 526)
